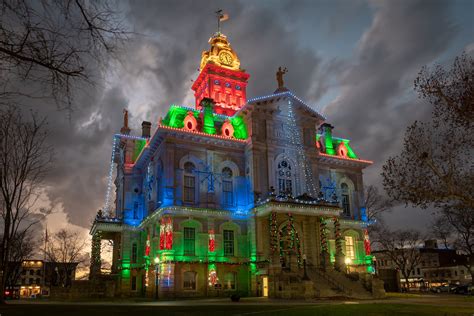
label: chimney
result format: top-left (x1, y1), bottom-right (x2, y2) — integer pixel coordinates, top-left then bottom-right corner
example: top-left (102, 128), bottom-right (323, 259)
top-left (141, 121), bottom-right (151, 138)
top-left (319, 123), bottom-right (335, 155)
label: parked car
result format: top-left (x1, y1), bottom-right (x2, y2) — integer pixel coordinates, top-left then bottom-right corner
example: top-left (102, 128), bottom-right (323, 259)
top-left (430, 285), bottom-right (450, 293)
top-left (453, 284), bottom-right (474, 295)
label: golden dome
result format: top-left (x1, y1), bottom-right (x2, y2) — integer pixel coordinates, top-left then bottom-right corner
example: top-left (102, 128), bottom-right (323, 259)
top-left (199, 33), bottom-right (241, 71)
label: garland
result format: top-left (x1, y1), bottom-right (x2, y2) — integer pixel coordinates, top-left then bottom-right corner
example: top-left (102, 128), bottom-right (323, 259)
top-left (320, 217), bottom-right (328, 253)
top-left (334, 217), bottom-right (343, 255)
top-left (269, 212), bottom-right (278, 254)
top-left (90, 232), bottom-right (102, 267)
top-left (287, 213), bottom-right (302, 266)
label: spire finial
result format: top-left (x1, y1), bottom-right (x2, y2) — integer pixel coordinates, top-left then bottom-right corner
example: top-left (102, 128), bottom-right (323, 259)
top-left (215, 9), bottom-right (229, 34)
top-left (276, 66), bottom-right (288, 90)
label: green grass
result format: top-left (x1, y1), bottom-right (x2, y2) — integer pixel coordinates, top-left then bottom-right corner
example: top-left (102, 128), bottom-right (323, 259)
top-left (275, 304), bottom-right (474, 316)
top-left (1, 303), bottom-right (473, 316)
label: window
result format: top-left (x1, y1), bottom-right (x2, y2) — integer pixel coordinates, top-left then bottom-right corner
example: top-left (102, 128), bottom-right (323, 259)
top-left (417, 268), bottom-right (420, 275)
top-left (277, 160), bottom-right (293, 195)
top-left (341, 183), bottom-right (351, 216)
top-left (131, 276), bottom-right (137, 291)
top-left (184, 227), bottom-right (196, 255)
top-left (30, 269), bottom-right (34, 275)
top-left (29, 278), bottom-right (33, 284)
top-left (345, 236), bottom-right (355, 259)
top-left (455, 270), bottom-right (458, 276)
top-left (183, 162), bottom-right (196, 203)
top-left (224, 230), bottom-right (234, 256)
top-left (133, 201), bottom-right (138, 219)
top-left (183, 271), bottom-right (196, 290)
top-left (222, 167), bottom-right (233, 206)
top-left (37, 270), bottom-right (41, 275)
top-left (36, 278), bottom-right (40, 284)
top-left (131, 243), bottom-right (137, 263)
top-left (223, 272), bottom-right (236, 290)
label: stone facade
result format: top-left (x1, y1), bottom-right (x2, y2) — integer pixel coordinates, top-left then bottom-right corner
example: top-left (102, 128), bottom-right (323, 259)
top-left (89, 30), bottom-right (384, 299)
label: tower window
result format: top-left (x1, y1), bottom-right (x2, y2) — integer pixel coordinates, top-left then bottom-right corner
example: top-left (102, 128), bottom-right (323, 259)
top-left (222, 167), bottom-right (233, 206)
top-left (131, 243), bottom-right (137, 263)
top-left (235, 85), bottom-right (241, 90)
top-left (183, 162), bottom-right (196, 203)
top-left (225, 82), bottom-right (231, 88)
top-left (184, 227), bottom-right (196, 255)
top-left (223, 230), bottom-right (234, 256)
top-left (341, 183), bottom-right (351, 216)
top-left (277, 160), bottom-right (293, 195)
top-left (214, 79), bottom-right (220, 85)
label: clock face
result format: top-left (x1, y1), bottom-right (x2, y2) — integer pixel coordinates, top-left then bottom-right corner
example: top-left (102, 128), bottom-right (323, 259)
top-left (219, 51), bottom-right (233, 65)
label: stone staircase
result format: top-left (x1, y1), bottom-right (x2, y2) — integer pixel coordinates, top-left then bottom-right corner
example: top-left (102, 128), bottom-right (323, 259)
top-left (274, 266), bottom-right (383, 299)
top-left (310, 267), bottom-right (374, 299)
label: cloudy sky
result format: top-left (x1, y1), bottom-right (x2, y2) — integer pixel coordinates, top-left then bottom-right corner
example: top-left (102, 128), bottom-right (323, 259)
top-left (20, 0), bottom-right (473, 237)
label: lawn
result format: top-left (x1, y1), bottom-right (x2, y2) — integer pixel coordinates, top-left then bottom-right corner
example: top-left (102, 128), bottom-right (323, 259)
top-left (1, 302), bottom-right (473, 316)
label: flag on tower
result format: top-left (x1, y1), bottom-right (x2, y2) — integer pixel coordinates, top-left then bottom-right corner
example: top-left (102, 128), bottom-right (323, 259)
top-left (219, 12), bottom-right (229, 22)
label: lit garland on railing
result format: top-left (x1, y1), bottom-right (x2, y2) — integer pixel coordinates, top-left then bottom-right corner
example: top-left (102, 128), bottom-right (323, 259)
top-left (269, 212), bottom-right (278, 254)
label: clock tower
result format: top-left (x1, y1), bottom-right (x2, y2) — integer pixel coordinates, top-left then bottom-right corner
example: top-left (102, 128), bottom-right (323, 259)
top-left (191, 32), bottom-right (250, 116)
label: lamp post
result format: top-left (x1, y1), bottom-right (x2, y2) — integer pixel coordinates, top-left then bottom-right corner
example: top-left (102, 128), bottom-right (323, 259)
top-left (154, 257), bottom-right (160, 300)
top-left (302, 254), bottom-right (310, 280)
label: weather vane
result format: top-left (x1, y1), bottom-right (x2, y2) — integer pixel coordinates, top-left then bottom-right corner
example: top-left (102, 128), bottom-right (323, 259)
top-left (215, 9), bottom-right (229, 34)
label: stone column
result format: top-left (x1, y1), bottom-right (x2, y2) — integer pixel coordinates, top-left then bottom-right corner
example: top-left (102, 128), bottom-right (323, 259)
top-left (319, 218), bottom-right (330, 270)
top-left (333, 217), bottom-right (345, 272)
top-left (89, 231), bottom-right (102, 279)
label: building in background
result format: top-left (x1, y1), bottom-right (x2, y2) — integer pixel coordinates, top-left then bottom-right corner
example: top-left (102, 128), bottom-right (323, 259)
top-left (90, 27), bottom-right (383, 299)
top-left (374, 240), bottom-right (472, 292)
top-left (5, 260), bottom-right (79, 299)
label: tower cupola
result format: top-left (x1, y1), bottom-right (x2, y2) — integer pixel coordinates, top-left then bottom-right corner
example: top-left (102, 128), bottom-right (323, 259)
top-left (191, 32), bottom-right (250, 116)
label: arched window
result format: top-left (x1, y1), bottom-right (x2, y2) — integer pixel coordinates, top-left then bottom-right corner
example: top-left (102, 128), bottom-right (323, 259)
top-left (183, 271), bottom-right (196, 290)
top-left (277, 160), bottom-right (293, 195)
top-left (341, 183), bottom-right (351, 216)
top-left (222, 167), bottom-right (233, 206)
top-left (223, 272), bottom-right (236, 290)
top-left (183, 162), bottom-right (196, 203)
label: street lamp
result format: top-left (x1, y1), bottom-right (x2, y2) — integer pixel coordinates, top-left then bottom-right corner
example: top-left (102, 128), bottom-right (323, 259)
top-left (154, 257), bottom-right (160, 300)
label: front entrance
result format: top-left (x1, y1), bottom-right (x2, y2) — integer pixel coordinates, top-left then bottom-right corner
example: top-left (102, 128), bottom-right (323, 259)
top-left (279, 222), bottom-right (302, 268)
top-left (262, 276), bottom-right (268, 297)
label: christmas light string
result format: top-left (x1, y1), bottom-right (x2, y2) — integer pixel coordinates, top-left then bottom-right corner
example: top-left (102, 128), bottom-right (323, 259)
top-left (286, 98), bottom-right (318, 197)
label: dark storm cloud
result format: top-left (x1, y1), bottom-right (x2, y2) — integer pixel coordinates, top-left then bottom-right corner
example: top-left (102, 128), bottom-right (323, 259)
top-left (326, 0), bottom-right (456, 182)
top-left (15, 0), bottom-right (465, 231)
top-left (324, 0), bottom-right (456, 229)
top-left (124, 0), bottom-right (323, 108)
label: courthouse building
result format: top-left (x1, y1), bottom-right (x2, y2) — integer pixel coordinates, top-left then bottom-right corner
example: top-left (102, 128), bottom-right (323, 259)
top-left (90, 29), bottom-right (383, 299)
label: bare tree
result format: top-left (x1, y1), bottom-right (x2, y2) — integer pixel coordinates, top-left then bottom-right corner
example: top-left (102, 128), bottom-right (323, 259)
top-left (372, 226), bottom-right (424, 290)
top-left (364, 185), bottom-right (392, 221)
top-left (431, 215), bottom-right (452, 250)
top-left (2, 230), bottom-right (36, 289)
top-left (43, 228), bottom-right (87, 287)
top-left (0, 106), bottom-right (52, 302)
top-left (0, 0), bottom-right (129, 110)
top-left (382, 53), bottom-right (474, 279)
